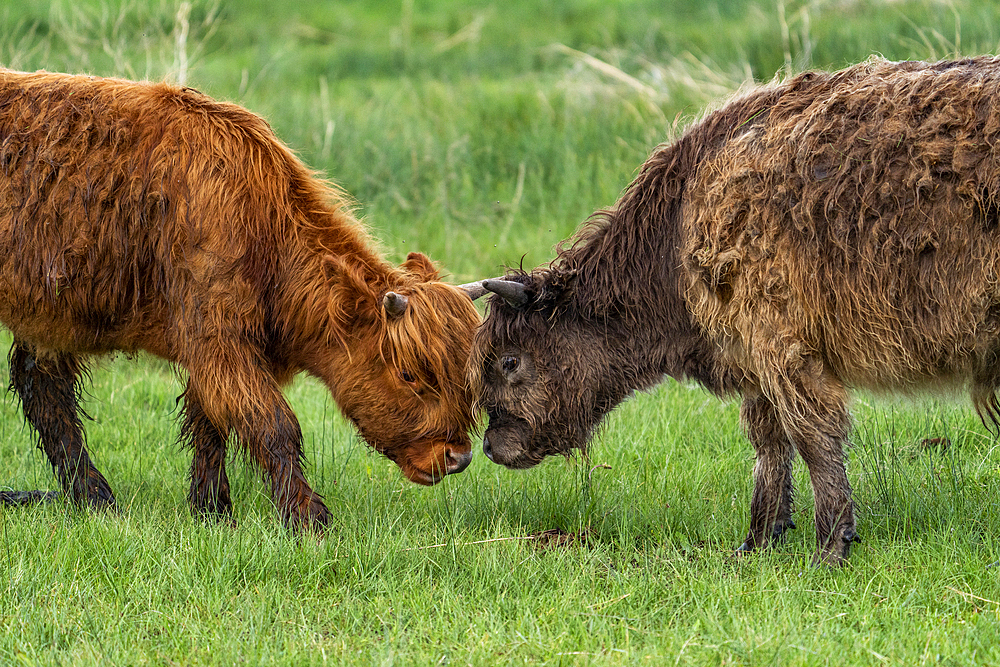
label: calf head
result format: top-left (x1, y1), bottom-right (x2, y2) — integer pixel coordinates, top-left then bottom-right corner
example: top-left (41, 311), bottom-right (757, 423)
top-left (470, 272), bottom-right (629, 469)
top-left (324, 252), bottom-right (485, 485)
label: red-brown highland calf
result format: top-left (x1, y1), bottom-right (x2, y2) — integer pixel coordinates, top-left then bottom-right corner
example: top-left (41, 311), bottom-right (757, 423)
top-left (473, 56), bottom-right (1000, 565)
top-left (0, 69), bottom-right (485, 529)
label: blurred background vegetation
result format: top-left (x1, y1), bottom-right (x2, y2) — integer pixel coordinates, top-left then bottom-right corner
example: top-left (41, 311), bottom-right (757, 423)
top-left (4, 0), bottom-right (999, 283)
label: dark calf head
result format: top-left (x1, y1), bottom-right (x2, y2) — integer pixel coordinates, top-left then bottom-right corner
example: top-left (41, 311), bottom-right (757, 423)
top-left (470, 272), bottom-right (628, 468)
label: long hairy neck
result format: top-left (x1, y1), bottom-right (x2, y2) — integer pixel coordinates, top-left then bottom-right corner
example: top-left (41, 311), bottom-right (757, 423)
top-left (554, 75), bottom-right (790, 317)
top-left (547, 114), bottom-right (756, 394)
top-left (553, 137), bottom-right (694, 328)
top-left (268, 165), bottom-right (399, 375)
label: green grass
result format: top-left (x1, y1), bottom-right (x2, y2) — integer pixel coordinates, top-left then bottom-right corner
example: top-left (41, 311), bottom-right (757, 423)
top-left (2, 0), bottom-right (1000, 664)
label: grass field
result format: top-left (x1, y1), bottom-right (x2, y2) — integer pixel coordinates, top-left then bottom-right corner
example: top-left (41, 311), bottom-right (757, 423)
top-left (2, 0), bottom-right (1000, 664)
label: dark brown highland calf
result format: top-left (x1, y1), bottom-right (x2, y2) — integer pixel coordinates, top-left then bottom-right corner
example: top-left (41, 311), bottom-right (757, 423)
top-left (0, 69), bottom-right (486, 528)
top-left (473, 56), bottom-right (1000, 565)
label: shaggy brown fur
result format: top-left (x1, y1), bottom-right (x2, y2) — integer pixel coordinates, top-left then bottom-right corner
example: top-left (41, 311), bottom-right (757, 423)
top-left (472, 56), bottom-right (1000, 564)
top-left (0, 69), bottom-right (483, 528)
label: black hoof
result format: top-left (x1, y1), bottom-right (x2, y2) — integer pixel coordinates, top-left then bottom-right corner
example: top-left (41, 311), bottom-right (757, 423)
top-left (811, 529), bottom-right (860, 567)
top-left (191, 494), bottom-right (233, 518)
top-left (770, 518), bottom-right (796, 542)
top-left (0, 489), bottom-right (60, 506)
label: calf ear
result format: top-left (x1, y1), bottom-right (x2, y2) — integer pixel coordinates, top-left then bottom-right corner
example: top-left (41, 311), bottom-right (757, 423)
top-left (402, 252), bottom-right (440, 281)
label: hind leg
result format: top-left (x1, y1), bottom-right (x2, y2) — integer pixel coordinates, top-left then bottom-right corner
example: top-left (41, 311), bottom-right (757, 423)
top-left (8, 342), bottom-right (114, 508)
top-left (736, 389), bottom-right (797, 553)
top-left (180, 382), bottom-right (232, 518)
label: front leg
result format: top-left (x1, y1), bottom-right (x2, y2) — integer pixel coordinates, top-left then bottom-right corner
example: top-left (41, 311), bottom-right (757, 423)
top-left (249, 401), bottom-right (330, 531)
top-left (185, 351), bottom-right (329, 531)
top-left (764, 357), bottom-right (859, 566)
top-left (180, 382), bottom-right (233, 518)
top-left (737, 390), bottom-right (797, 553)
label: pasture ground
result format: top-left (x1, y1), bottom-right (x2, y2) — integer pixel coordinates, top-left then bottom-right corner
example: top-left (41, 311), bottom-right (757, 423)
top-left (1, 1), bottom-right (999, 664)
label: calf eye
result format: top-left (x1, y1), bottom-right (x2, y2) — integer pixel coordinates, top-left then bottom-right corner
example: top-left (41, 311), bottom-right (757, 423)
top-left (500, 354), bottom-right (519, 374)
top-left (400, 370), bottom-right (417, 384)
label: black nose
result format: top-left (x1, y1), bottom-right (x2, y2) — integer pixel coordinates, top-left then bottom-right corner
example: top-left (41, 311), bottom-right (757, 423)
top-left (483, 435), bottom-right (494, 462)
top-left (446, 448), bottom-right (473, 475)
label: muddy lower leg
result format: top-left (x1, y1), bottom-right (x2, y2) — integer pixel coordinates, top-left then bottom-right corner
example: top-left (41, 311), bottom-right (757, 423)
top-left (801, 447), bottom-right (859, 566)
top-left (772, 376), bottom-right (858, 565)
top-left (8, 343), bottom-right (114, 507)
top-left (180, 384), bottom-right (232, 517)
top-left (241, 403), bottom-right (330, 531)
top-left (186, 355), bottom-right (330, 531)
top-left (738, 391), bottom-right (797, 552)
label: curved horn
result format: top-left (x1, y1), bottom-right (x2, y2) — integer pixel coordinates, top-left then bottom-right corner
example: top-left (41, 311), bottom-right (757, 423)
top-left (383, 291), bottom-right (409, 318)
top-left (457, 281), bottom-right (488, 301)
top-left (482, 279), bottom-right (529, 308)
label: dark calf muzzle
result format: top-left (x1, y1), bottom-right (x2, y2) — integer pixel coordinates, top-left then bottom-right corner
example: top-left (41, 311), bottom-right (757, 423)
top-left (481, 421), bottom-right (537, 469)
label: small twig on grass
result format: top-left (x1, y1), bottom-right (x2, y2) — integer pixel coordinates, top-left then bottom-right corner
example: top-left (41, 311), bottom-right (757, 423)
top-left (588, 463), bottom-right (611, 484)
top-left (404, 528), bottom-right (590, 552)
top-left (946, 586), bottom-right (999, 606)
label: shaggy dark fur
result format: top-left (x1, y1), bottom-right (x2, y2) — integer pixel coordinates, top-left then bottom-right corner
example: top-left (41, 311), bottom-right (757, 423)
top-left (0, 69), bottom-right (484, 528)
top-left (472, 56), bottom-right (1000, 564)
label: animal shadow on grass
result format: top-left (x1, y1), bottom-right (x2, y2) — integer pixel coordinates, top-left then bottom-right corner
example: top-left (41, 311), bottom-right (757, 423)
top-left (527, 527), bottom-right (591, 549)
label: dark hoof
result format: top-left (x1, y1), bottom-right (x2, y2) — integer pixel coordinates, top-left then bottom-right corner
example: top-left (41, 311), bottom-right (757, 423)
top-left (812, 529), bottom-right (860, 567)
top-left (775, 518), bottom-right (796, 537)
top-left (81, 485), bottom-right (116, 510)
top-left (0, 490), bottom-right (60, 506)
top-left (737, 518), bottom-right (796, 556)
top-left (90, 486), bottom-right (116, 508)
top-left (68, 470), bottom-right (116, 509)
top-left (190, 491), bottom-right (233, 518)
top-left (86, 487), bottom-right (116, 510)
top-left (283, 496), bottom-right (330, 534)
